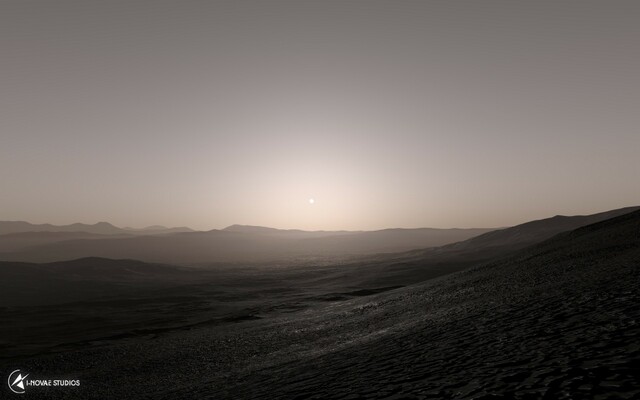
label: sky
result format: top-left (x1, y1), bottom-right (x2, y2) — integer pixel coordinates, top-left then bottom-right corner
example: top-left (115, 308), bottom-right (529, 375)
top-left (1, 0), bottom-right (639, 231)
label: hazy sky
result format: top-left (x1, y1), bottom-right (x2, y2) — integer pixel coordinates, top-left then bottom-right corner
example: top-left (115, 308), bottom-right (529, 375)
top-left (1, 1), bottom-right (639, 230)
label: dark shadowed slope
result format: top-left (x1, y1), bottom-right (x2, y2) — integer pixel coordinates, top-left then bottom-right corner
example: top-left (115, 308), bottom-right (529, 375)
top-left (1, 210), bottom-right (638, 399)
top-left (0, 257), bottom-right (197, 307)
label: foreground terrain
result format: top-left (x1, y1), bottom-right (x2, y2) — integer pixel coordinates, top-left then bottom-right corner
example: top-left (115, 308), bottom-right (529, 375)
top-left (1, 210), bottom-right (638, 398)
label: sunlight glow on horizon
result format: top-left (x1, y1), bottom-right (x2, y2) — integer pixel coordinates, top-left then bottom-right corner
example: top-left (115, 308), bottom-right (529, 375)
top-left (0, 1), bottom-right (638, 231)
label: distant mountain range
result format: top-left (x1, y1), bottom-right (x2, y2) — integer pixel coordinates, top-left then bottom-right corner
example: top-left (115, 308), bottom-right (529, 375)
top-left (0, 221), bottom-right (194, 236)
top-left (0, 221), bottom-right (495, 264)
top-left (0, 206), bottom-right (637, 265)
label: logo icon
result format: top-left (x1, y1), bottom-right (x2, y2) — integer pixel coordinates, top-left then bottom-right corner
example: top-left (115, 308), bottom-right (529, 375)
top-left (8, 370), bottom-right (28, 394)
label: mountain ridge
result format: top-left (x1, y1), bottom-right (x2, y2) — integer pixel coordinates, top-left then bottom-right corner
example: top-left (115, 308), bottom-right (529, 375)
top-left (0, 221), bottom-right (194, 236)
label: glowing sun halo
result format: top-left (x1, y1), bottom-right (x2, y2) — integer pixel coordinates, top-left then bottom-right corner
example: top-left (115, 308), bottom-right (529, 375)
top-left (308, 198), bottom-right (315, 205)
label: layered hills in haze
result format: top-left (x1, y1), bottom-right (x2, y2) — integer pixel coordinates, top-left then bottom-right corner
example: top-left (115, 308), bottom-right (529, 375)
top-left (1, 207), bottom-right (637, 265)
top-left (0, 221), bottom-right (193, 236)
top-left (0, 224), bottom-right (495, 264)
top-left (316, 206), bottom-right (640, 287)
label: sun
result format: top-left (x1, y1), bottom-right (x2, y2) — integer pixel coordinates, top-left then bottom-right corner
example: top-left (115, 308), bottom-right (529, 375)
top-left (308, 198), bottom-right (315, 205)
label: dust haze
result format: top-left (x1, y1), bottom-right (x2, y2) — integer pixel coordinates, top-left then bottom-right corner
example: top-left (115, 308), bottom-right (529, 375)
top-left (1, 1), bottom-right (639, 399)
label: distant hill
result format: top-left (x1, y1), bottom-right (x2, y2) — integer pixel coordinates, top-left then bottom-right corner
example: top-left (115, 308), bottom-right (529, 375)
top-left (222, 225), bottom-right (356, 238)
top-left (224, 224), bottom-right (493, 245)
top-left (338, 205), bottom-right (640, 287)
top-left (1, 207), bottom-right (637, 266)
top-left (0, 224), bottom-right (495, 264)
top-left (0, 221), bottom-right (194, 236)
top-left (0, 221), bottom-right (126, 235)
top-left (0, 231), bottom-right (132, 253)
top-left (437, 205), bottom-right (640, 254)
top-left (122, 225), bottom-right (195, 234)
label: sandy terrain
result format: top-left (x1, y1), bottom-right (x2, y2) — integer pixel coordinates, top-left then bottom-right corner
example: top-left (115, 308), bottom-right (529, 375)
top-left (1, 210), bottom-right (638, 399)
